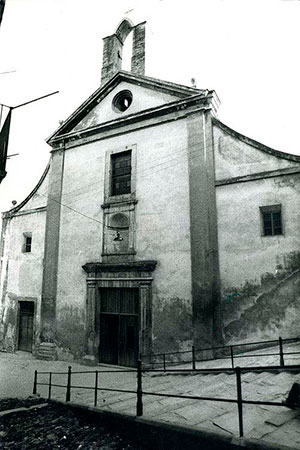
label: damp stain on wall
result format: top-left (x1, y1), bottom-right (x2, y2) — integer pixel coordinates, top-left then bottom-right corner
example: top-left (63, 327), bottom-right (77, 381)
top-left (223, 251), bottom-right (300, 343)
top-left (56, 305), bottom-right (85, 361)
top-left (152, 296), bottom-right (192, 355)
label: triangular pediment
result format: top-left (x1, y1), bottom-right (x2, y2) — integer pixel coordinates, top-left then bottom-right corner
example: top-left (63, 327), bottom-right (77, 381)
top-left (72, 80), bottom-right (181, 132)
top-left (47, 71), bottom-right (204, 143)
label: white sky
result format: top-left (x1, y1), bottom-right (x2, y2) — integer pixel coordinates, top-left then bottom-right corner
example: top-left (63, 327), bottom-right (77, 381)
top-left (0, 0), bottom-right (299, 213)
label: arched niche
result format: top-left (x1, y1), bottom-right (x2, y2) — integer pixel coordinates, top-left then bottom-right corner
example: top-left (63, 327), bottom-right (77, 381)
top-left (109, 213), bottom-right (129, 229)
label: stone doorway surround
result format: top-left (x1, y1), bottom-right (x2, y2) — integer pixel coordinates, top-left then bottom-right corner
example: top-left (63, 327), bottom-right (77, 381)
top-left (82, 260), bottom-right (156, 366)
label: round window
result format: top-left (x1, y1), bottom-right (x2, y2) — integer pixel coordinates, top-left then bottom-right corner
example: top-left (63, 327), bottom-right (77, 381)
top-left (112, 90), bottom-right (133, 113)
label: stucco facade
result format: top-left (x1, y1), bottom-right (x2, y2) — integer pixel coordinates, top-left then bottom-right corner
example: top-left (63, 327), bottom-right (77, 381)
top-left (1, 19), bottom-right (300, 365)
top-left (0, 164), bottom-right (49, 353)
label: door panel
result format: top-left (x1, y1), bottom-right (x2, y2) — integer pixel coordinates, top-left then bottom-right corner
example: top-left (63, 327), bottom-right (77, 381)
top-left (100, 314), bottom-right (119, 364)
top-left (119, 315), bottom-right (138, 367)
top-left (101, 289), bottom-right (120, 313)
top-left (120, 289), bottom-right (139, 315)
top-left (18, 302), bottom-right (34, 352)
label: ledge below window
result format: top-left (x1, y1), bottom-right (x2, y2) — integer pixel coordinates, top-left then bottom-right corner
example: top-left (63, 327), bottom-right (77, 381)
top-left (101, 193), bottom-right (137, 209)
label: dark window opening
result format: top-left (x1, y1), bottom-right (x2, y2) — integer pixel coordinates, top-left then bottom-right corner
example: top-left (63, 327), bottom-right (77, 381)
top-left (112, 90), bottom-right (133, 113)
top-left (23, 233), bottom-right (32, 253)
top-left (261, 205), bottom-right (282, 236)
top-left (111, 151), bottom-right (131, 196)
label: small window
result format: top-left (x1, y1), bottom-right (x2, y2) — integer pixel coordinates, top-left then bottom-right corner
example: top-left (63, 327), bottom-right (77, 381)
top-left (260, 205), bottom-right (282, 236)
top-left (23, 233), bottom-right (32, 253)
top-left (112, 90), bottom-right (133, 113)
top-left (111, 151), bottom-right (131, 196)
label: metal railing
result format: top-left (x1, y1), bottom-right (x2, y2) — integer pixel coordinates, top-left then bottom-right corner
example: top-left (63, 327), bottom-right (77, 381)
top-left (141, 336), bottom-right (300, 371)
top-left (32, 360), bottom-right (300, 438)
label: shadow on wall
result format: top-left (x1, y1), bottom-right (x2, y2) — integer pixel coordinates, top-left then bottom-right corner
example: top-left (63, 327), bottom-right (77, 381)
top-left (56, 305), bottom-right (85, 361)
top-left (152, 297), bottom-right (192, 356)
top-left (223, 251), bottom-right (300, 343)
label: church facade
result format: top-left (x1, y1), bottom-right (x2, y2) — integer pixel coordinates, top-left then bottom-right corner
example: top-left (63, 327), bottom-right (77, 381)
top-left (1, 19), bottom-right (300, 365)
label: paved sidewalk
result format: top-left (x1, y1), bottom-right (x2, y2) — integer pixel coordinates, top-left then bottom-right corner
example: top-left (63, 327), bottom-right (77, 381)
top-left (1, 344), bottom-right (300, 449)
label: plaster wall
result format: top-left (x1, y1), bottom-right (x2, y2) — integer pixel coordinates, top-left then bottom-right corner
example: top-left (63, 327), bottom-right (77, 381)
top-left (56, 117), bottom-right (192, 356)
top-left (217, 174), bottom-right (300, 288)
top-left (213, 125), bottom-right (299, 181)
top-left (5, 212), bottom-right (46, 296)
top-left (0, 210), bottom-right (46, 351)
top-left (135, 120), bottom-right (192, 353)
top-left (73, 81), bottom-right (179, 132)
top-left (216, 174), bottom-right (300, 343)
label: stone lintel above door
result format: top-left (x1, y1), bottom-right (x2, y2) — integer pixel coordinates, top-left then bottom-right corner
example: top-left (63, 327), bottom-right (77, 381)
top-left (82, 260), bottom-right (157, 276)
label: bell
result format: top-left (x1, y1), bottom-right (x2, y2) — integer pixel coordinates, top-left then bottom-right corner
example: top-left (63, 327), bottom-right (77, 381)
top-left (113, 231), bottom-right (123, 241)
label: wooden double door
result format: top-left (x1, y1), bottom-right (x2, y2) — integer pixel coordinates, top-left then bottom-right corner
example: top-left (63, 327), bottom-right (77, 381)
top-left (99, 288), bottom-right (139, 367)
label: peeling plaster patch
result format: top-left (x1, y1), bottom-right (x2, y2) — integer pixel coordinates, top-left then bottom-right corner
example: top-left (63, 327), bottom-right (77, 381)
top-left (1, 295), bottom-right (18, 352)
top-left (5, 323), bottom-right (15, 352)
top-left (225, 292), bottom-right (241, 304)
top-left (223, 253), bottom-right (300, 344)
top-left (273, 175), bottom-right (298, 190)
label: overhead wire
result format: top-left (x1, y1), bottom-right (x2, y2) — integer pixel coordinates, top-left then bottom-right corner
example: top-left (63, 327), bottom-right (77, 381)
top-left (59, 141), bottom-right (192, 200)
top-left (35, 134), bottom-right (217, 229)
top-left (49, 134), bottom-right (216, 202)
top-left (48, 140), bottom-right (215, 210)
top-left (39, 192), bottom-right (104, 227)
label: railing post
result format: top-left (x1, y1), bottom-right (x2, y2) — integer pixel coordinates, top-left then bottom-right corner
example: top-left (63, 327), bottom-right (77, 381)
top-left (33, 370), bottom-right (37, 395)
top-left (48, 372), bottom-right (52, 400)
top-left (230, 346), bottom-right (234, 369)
top-left (136, 359), bottom-right (143, 417)
top-left (236, 366), bottom-right (244, 438)
top-left (279, 336), bottom-right (285, 367)
top-left (163, 354), bottom-right (166, 373)
top-left (94, 370), bottom-right (98, 407)
top-left (66, 366), bottom-right (72, 402)
top-left (192, 346), bottom-right (196, 370)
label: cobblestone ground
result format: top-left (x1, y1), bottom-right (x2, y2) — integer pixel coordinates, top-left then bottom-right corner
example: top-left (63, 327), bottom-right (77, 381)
top-left (0, 398), bottom-right (143, 449)
top-left (1, 344), bottom-right (300, 449)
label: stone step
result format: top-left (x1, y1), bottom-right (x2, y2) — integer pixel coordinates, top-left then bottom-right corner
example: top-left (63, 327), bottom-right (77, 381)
top-left (35, 343), bottom-right (57, 361)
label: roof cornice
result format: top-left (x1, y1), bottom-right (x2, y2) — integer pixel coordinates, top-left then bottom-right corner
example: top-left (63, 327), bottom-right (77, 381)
top-left (216, 166), bottom-right (300, 187)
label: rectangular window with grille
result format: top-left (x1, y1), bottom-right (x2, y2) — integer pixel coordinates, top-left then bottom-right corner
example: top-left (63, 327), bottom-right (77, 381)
top-left (111, 151), bottom-right (131, 196)
top-left (260, 205), bottom-right (282, 236)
